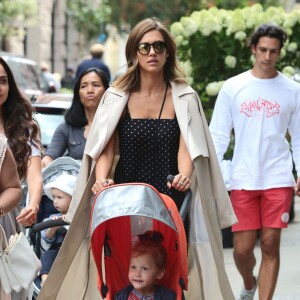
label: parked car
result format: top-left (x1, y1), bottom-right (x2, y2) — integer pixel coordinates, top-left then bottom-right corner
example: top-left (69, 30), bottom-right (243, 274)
top-left (0, 51), bottom-right (47, 99)
top-left (32, 97), bottom-right (71, 151)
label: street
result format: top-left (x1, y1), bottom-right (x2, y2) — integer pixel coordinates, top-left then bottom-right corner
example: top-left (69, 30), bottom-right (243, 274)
top-left (224, 196), bottom-right (300, 299)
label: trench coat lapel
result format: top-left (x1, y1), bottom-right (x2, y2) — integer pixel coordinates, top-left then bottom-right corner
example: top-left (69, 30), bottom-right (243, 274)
top-left (85, 89), bottom-right (128, 161)
top-left (171, 82), bottom-right (189, 142)
top-left (171, 82), bottom-right (209, 160)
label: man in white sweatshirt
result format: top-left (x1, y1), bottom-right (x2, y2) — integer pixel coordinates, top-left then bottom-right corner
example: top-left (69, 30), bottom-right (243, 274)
top-left (209, 24), bottom-right (300, 300)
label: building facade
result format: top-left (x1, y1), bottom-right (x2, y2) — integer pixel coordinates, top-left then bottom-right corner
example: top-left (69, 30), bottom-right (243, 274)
top-left (7, 0), bottom-right (125, 80)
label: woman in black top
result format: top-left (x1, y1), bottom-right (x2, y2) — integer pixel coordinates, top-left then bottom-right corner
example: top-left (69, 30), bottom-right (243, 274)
top-left (91, 19), bottom-right (193, 206)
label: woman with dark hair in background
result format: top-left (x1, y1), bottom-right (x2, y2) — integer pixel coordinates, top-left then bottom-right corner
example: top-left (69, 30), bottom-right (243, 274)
top-left (41, 67), bottom-right (109, 168)
top-left (39, 68), bottom-right (109, 223)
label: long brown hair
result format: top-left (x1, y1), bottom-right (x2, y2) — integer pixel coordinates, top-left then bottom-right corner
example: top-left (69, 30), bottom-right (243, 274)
top-left (112, 17), bottom-right (187, 92)
top-left (0, 57), bottom-right (41, 180)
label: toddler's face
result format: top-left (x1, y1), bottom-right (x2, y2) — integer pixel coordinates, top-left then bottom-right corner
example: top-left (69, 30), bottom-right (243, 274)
top-left (51, 188), bottom-right (72, 214)
top-left (128, 253), bottom-right (164, 296)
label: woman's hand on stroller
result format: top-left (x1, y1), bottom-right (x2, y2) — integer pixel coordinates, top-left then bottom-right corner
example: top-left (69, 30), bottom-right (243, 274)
top-left (167, 174), bottom-right (191, 192)
top-left (91, 178), bottom-right (114, 194)
top-left (16, 203), bottom-right (39, 226)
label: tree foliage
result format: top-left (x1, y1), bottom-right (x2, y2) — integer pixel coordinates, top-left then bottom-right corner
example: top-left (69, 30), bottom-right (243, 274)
top-left (108, 0), bottom-right (282, 31)
top-left (67, 0), bottom-right (111, 41)
top-left (170, 4), bottom-right (300, 118)
top-left (109, 0), bottom-right (187, 30)
top-left (0, 0), bottom-right (38, 49)
top-left (210, 0), bottom-right (281, 10)
top-left (65, 0), bottom-right (282, 42)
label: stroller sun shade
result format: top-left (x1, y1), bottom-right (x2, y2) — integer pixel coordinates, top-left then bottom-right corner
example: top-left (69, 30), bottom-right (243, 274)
top-left (91, 184), bottom-right (177, 232)
top-left (90, 183), bottom-right (188, 300)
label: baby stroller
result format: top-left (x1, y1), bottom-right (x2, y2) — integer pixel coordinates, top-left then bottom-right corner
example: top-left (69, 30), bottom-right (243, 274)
top-left (90, 176), bottom-right (192, 300)
top-left (28, 157), bottom-right (81, 299)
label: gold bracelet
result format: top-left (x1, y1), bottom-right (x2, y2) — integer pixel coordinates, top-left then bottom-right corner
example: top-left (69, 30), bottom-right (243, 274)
top-left (0, 205), bottom-right (4, 217)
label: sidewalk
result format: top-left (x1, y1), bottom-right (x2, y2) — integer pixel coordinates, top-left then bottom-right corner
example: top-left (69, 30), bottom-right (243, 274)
top-left (224, 196), bottom-right (300, 300)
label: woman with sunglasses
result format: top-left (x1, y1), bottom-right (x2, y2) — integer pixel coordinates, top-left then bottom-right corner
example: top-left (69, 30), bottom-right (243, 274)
top-left (38, 18), bottom-right (237, 300)
top-left (92, 22), bottom-right (193, 212)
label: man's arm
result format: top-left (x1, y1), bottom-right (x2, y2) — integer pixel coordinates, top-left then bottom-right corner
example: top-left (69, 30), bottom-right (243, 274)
top-left (209, 85), bottom-right (234, 164)
top-left (288, 89), bottom-right (300, 195)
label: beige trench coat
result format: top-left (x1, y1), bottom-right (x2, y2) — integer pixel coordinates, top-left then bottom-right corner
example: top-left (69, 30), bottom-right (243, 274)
top-left (38, 82), bottom-right (237, 300)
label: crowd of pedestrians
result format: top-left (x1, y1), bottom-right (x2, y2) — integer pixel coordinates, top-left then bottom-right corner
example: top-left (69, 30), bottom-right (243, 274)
top-left (0, 18), bottom-right (299, 300)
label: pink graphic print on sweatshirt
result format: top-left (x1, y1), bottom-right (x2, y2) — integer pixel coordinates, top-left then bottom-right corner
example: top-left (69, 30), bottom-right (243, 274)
top-left (240, 98), bottom-right (280, 117)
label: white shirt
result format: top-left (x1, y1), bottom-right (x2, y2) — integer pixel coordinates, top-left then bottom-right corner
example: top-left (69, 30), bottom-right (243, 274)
top-left (209, 70), bottom-right (300, 190)
top-left (31, 142), bottom-right (41, 157)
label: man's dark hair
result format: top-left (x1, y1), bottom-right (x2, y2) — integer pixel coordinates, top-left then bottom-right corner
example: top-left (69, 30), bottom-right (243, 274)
top-left (248, 24), bottom-right (287, 49)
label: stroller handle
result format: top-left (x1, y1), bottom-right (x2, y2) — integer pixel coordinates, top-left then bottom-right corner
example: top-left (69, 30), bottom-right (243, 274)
top-left (32, 219), bottom-right (69, 233)
top-left (167, 175), bottom-right (192, 221)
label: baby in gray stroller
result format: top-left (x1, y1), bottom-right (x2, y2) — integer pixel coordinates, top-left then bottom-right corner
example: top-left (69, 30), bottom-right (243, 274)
top-left (39, 173), bottom-right (77, 286)
top-left (29, 157), bottom-right (80, 298)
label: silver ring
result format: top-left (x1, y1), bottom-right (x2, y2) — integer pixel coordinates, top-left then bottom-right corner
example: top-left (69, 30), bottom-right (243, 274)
top-left (101, 180), bottom-right (109, 185)
top-left (178, 181), bottom-right (184, 185)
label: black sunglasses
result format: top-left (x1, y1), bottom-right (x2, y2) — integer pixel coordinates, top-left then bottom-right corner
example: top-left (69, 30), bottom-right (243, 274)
top-left (137, 41), bottom-right (166, 55)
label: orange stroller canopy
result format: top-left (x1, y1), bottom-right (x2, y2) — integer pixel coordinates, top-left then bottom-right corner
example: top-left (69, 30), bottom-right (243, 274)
top-left (90, 183), bottom-right (188, 300)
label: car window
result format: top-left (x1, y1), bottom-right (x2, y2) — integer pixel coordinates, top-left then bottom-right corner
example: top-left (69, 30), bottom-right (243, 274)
top-left (5, 58), bottom-right (41, 90)
top-left (0, 52), bottom-right (45, 99)
top-left (34, 107), bottom-right (66, 147)
top-left (23, 63), bottom-right (41, 90)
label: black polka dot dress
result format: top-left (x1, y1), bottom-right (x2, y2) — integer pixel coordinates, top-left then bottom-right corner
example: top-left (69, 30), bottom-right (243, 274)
top-left (114, 109), bottom-right (185, 210)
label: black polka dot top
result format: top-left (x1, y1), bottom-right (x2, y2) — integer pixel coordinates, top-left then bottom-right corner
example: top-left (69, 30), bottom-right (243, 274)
top-left (114, 107), bottom-right (185, 210)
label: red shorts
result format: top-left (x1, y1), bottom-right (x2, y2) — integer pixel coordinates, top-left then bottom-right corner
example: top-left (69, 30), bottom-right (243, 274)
top-left (230, 188), bottom-right (293, 232)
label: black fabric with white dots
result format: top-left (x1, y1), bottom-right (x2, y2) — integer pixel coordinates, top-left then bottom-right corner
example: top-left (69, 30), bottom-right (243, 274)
top-left (114, 110), bottom-right (185, 210)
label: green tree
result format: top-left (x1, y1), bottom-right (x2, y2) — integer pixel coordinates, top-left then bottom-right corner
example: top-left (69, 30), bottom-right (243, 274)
top-left (206, 0), bottom-right (281, 9)
top-left (108, 0), bottom-right (282, 33)
top-left (170, 4), bottom-right (300, 119)
top-left (0, 0), bottom-right (38, 50)
top-left (109, 0), bottom-right (187, 30)
top-left (67, 0), bottom-right (111, 41)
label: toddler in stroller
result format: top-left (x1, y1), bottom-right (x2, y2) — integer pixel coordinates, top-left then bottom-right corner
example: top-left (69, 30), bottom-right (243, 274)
top-left (90, 181), bottom-right (191, 300)
top-left (39, 173), bottom-right (77, 287)
top-left (115, 230), bottom-right (176, 300)
top-left (29, 157), bottom-right (81, 298)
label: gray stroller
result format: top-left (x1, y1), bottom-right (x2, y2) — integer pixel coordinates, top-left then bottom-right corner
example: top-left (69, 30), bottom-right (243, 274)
top-left (28, 157), bottom-right (81, 299)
